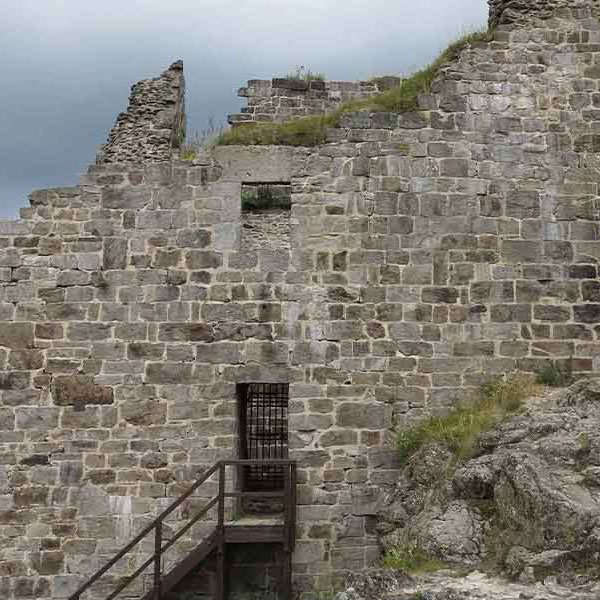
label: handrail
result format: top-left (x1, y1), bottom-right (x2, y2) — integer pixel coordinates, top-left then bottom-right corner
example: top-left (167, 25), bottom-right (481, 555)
top-left (69, 459), bottom-right (296, 600)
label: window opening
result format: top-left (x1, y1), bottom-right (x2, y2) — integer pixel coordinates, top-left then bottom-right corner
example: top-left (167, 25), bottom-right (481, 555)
top-left (240, 183), bottom-right (291, 252)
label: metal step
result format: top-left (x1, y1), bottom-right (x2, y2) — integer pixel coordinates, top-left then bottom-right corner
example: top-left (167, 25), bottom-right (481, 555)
top-left (140, 531), bottom-right (217, 600)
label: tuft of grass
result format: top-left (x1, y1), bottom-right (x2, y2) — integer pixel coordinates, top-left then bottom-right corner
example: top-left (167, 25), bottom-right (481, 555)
top-left (180, 120), bottom-right (226, 159)
top-left (382, 544), bottom-right (447, 574)
top-left (396, 375), bottom-right (537, 465)
top-left (284, 65), bottom-right (326, 82)
top-left (217, 29), bottom-right (493, 147)
top-left (535, 359), bottom-right (573, 388)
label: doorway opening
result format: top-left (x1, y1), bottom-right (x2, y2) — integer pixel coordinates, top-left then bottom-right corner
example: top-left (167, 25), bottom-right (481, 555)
top-left (237, 383), bottom-right (289, 513)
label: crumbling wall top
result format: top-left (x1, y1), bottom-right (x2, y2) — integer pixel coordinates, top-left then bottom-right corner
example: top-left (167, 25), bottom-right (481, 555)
top-left (488, 0), bottom-right (598, 27)
top-left (98, 60), bottom-right (186, 164)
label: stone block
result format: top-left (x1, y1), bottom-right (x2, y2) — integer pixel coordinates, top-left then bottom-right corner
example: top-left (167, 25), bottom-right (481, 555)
top-left (103, 238), bottom-right (128, 270)
top-left (145, 363), bottom-right (203, 384)
top-left (0, 323), bottom-right (34, 349)
top-left (0, 371), bottom-right (31, 389)
top-left (534, 305), bottom-right (571, 322)
top-left (15, 408), bottom-right (58, 430)
top-left (336, 403), bottom-right (387, 429)
top-left (186, 250), bottom-right (222, 269)
top-left (121, 398), bottom-right (167, 426)
top-left (158, 323), bottom-right (214, 342)
top-left (67, 323), bottom-right (111, 341)
top-left (506, 191), bottom-right (540, 218)
top-left (8, 350), bottom-right (43, 370)
top-left (575, 304), bottom-right (600, 323)
top-left (490, 304), bottom-right (532, 323)
top-left (471, 281), bottom-right (514, 303)
top-left (422, 287), bottom-right (459, 304)
top-left (501, 240), bottom-right (542, 263)
top-left (440, 158), bottom-right (469, 177)
top-left (52, 376), bottom-right (114, 410)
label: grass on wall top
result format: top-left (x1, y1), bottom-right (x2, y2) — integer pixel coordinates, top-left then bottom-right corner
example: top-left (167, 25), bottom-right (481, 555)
top-left (214, 29), bottom-right (493, 148)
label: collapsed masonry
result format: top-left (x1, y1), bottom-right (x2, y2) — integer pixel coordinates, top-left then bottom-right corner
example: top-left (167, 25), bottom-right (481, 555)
top-left (0, 0), bottom-right (600, 598)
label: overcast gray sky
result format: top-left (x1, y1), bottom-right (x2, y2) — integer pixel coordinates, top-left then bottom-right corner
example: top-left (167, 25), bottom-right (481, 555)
top-left (0, 0), bottom-right (487, 219)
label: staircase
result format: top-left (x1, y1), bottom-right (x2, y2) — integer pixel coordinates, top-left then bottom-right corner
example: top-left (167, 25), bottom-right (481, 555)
top-left (69, 459), bottom-right (297, 600)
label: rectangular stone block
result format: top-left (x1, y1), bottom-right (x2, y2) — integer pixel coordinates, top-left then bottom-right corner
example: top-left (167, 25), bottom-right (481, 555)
top-left (501, 240), bottom-right (542, 263)
top-left (103, 238), bottom-right (128, 270)
top-left (506, 191), bottom-right (540, 218)
top-left (52, 376), bottom-right (114, 411)
top-left (490, 304), bottom-right (532, 322)
top-left (0, 323), bottom-right (34, 349)
top-left (158, 323), bottom-right (214, 342)
top-left (336, 403), bottom-right (388, 429)
top-left (15, 408), bottom-right (59, 430)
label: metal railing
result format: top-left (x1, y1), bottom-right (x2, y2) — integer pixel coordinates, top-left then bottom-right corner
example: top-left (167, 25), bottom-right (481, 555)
top-left (69, 459), bottom-right (297, 600)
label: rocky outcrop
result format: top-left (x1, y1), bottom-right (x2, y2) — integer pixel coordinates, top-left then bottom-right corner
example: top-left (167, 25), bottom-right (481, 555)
top-left (378, 381), bottom-right (600, 577)
top-left (333, 380), bottom-right (600, 599)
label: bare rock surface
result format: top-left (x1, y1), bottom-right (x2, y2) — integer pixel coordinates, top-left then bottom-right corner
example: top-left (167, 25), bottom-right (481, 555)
top-left (336, 570), bottom-right (600, 599)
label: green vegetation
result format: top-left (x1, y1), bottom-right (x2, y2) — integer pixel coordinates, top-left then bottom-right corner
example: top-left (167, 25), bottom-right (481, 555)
top-left (382, 544), bottom-right (447, 574)
top-left (468, 498), bottom-right (496, 520)
top-left (396, 375), bottom-right (537, 465)
top-left (284, 65), bottom-right (326, 82)
top-left (216, 29), bottom-right (493, 147)
top-left (216, 112), bottom-right (338, 147)
top-left (241, 185), bottom-right (291, 211)
top-left (180, 120), bottom-right (225, 160)
top-left (535, 359), bottom-right (573, 387)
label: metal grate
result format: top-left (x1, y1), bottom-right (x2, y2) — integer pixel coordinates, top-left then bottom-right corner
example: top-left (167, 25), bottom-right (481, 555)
top-left (239, 383), bottom-right (289, 491)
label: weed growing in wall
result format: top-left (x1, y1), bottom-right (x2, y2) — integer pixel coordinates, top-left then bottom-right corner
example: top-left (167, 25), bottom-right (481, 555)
top-left (395, 374), bottom-right (537, 465)
top-left (216, 29), bottom-right (493, 147)
top-left (535, 359), bottom-right (573, 387)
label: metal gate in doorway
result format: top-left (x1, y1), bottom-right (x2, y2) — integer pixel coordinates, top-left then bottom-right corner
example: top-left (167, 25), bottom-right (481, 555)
top-left (238, 383), bottom-right (289, 506)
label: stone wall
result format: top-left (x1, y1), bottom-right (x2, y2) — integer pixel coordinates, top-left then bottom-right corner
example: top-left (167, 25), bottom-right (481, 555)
top-left (228, 76), bottom-right (401, 127)
top-left (488, 0), bottom-right (600, 26)
top-left (98, 60), bottom-right (186, 164)
top-left (1, 1), bottom-right (600, 599)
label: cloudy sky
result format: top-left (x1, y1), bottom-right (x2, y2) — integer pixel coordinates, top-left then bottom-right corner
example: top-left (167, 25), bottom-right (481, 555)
top-left (0, 0), bottom-right (487, 220)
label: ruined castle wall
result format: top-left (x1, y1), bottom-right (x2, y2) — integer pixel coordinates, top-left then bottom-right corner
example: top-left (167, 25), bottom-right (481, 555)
top-left (98, 61), bottom-right (186, 164)
top-left (1, 1), bottom-right (600, 599)
top-left (228, 76), bottom-right (401, 126)
top-left (488, 0), bottom-right (600, 26)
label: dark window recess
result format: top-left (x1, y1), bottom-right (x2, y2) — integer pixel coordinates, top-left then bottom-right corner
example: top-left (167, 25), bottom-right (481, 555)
top-left (238, 383), bottom-right (289, 493)
top-left (241, 183), bottom-right (291, 212)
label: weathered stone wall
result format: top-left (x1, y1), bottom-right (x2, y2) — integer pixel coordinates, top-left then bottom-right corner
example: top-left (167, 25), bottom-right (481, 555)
top-left (1, 1), bottom-right (600, 599)
top-left (228, 76), bottom-right (401, 127)
top-left (98, 60), bottom-right (186, 164)
top-left (488, 0), bottom-right (600, 26)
